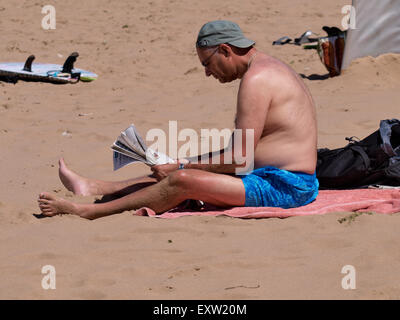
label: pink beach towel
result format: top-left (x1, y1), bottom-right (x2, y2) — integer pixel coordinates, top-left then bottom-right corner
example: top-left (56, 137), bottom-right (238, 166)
top-left (134, 189), bottom-right (400, 219)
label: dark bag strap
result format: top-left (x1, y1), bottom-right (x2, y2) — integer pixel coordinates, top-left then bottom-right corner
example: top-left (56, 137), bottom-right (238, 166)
top-left (349, 145), bottom-right (370, 169)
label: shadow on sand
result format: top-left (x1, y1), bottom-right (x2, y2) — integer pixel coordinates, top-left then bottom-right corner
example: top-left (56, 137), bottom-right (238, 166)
top-left (299, 73), bottom-right (330, 81)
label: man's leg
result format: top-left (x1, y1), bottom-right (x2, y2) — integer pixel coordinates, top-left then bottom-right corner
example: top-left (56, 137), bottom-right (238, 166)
top-left (38, 169), bottom-right (246, 220)
top-left (58, 158), bottom-right (157, 196)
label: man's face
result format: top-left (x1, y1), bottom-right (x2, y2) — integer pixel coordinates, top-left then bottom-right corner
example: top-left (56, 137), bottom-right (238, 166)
top-left (196, 46), bottom-right (234, 83)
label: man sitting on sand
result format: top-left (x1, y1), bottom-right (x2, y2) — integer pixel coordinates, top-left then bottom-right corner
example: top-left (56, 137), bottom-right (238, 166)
top-left (38, 20), bottom-right (319, 220)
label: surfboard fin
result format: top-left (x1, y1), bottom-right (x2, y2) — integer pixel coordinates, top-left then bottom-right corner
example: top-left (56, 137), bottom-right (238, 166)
top-left (23, 55), bottom-right (35, 72)
top-left (62, 52), bottom-right (79, 73)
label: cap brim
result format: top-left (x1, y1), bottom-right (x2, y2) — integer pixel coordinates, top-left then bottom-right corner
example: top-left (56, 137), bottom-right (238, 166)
top-left (227, 38), bottom-right (255, 48)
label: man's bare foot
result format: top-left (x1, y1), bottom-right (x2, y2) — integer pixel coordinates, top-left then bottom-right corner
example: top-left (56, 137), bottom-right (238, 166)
top-left (58, 158), bottom-right (98, 196)
top-left (37, 192), bottom-right (85, 217)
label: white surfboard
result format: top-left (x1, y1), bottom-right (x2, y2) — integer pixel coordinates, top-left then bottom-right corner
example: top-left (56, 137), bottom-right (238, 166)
top-left (0, 52), bottom-right (97, 84)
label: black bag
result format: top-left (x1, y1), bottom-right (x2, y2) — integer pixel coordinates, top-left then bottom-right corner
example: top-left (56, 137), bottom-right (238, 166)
top-left (317, 119), bottom-right (400, 189)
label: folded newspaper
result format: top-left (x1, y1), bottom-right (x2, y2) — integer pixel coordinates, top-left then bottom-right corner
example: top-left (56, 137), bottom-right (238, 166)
top-left (112, 124), bottom-right (174, 171)
top-left (111, 124), bottom-right (204, 209)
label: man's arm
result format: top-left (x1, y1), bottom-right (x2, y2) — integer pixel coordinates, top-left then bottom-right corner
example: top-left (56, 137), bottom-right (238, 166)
top-left (234, 71), bottom-right (271, 158)
top-left (181, 143), bottom-right (242, 173)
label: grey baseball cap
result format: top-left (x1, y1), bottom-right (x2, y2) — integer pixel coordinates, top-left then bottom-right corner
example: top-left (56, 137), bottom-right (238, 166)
top-left (196, 20), bottom-right (255, 48)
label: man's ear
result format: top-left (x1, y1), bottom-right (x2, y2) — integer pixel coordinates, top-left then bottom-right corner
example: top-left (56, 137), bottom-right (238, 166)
top-left (219, 43), bottom-right (232, 57)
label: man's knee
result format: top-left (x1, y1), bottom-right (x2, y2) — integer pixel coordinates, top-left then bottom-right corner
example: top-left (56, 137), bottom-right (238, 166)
top-left (167, 170), bottom-right (193, 190)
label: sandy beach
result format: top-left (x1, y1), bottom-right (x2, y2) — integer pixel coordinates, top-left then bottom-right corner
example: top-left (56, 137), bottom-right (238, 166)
top-left (1, 0), bottom-right (400, 299)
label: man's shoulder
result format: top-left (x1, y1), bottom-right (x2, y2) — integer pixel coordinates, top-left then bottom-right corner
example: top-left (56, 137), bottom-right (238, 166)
top-left (243, 54), bottom-right (289, 86)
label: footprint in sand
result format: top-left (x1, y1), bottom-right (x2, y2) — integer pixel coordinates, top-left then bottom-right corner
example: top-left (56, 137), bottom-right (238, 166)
top-left (71, 278), bottom-right (87, 288)
top-left (134, 226), bottom-right (203, 237)
top-left (76, 289), bottom-right (107, 299)
top-left (91, 278), bottom-right (117, 287)
top-left (38, 252), bottom-right (58, 259)
top-left (92, 234), bottom-right (130, 242)
top-left (70, 275), bottom-right (116, 289)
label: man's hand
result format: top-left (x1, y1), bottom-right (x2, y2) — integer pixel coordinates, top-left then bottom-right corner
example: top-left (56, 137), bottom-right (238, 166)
top-left (151, 163), bottom-right (180, 181)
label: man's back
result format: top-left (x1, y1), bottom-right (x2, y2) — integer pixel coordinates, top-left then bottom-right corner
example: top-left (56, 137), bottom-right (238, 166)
top-left (237, 53), bottom-right (317, 174)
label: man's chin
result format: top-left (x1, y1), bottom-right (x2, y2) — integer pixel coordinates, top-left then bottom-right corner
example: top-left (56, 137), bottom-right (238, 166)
top-left (213, 74), bottom-right (234, 83)
top-left (218, 77), bottom-right (233, 83)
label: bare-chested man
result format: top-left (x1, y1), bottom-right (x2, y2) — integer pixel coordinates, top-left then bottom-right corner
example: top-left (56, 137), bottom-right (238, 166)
top-left (38, 20), bottom-right (319, 220)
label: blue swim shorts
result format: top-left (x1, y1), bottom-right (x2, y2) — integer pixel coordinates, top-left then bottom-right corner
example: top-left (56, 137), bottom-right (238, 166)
top-left (239, 166), bottom-right (319, 208)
